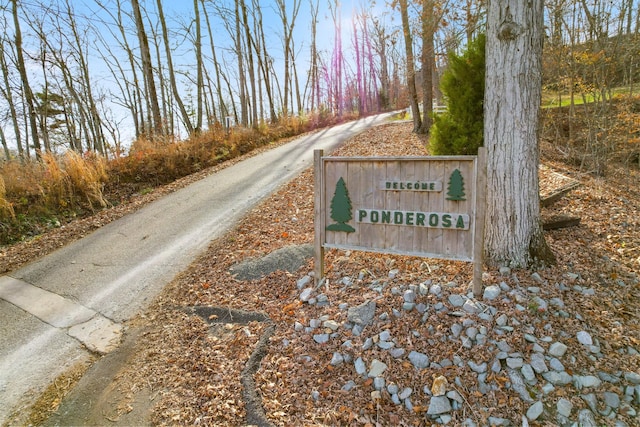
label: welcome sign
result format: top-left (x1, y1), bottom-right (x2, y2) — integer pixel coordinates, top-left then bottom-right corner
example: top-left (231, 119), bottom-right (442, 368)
top-left (314, 149), bottom-right (487, 294)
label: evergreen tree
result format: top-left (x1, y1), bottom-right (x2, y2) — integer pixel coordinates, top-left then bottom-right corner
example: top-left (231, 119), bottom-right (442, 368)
top-left (429, 33), bottom-right (485, 155)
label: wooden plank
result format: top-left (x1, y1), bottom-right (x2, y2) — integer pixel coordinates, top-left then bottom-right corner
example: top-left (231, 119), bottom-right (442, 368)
top-left (399, 161), bottom-right (416, 252)
top-left (314, 150), bottom-right (325, 285)
top-left (543, 215), bottom-right (581, 230)
top-left (540, 182), bottom-right (580, 207)
top-left (472, 147), bottom-right (487, 296)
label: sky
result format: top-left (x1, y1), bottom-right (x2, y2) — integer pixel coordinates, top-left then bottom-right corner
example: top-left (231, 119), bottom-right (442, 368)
top-left (1, 0), bottom-right (394, 149)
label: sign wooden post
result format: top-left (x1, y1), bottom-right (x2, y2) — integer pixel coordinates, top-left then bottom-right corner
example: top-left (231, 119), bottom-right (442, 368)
top-left (314, 148), bottom-right (487, 296)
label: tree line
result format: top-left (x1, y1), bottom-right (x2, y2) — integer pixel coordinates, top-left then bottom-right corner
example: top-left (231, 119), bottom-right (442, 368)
top-left (0, 0), bottom-right (638, 163)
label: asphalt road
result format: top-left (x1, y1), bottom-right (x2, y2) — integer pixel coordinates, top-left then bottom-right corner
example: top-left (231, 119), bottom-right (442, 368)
top-left (0, 113), bottom-right (396, 424)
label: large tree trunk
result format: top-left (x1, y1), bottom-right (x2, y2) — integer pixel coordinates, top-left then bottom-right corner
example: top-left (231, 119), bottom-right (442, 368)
top-left (398, 0), bottom-right (421, 132)
top-left (484, 0), bottom-right (555, 268)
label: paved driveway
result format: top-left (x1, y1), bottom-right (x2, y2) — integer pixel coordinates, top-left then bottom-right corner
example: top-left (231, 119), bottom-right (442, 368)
top-left (0, 114), bottom-right (395, 424)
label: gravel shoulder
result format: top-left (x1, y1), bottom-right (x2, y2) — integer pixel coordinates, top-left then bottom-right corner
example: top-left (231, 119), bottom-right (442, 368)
top-left (9, 121), bottom-right (640, 426)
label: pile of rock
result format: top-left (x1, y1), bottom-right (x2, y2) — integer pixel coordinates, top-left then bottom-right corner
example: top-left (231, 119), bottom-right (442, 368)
top-left (294, 269), bottom-right (639, 426)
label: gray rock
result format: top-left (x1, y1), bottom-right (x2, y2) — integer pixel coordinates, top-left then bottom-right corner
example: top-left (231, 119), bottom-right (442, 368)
top-left (548, 342), bottom-right (568, 357)
top-left (368, 359), bottom-right (387, 377)
top-left (429, 284), bottom-right (442, 295)
top-left (448, 294), bottom-right (465, 307)
top-left (483, 285), bottom-right (501, 300)
top-left (373, 377), bottom-right (385, 390)
top-left (330, 352), bottom-right (344, 366)
top-left (508, 368), bottom-right (534, 402)
top-left (408, 351), bottom-right (430, 370)
top-left (531, 272), bottom-right (544, 283)
top-left (581, 393), bottom-right (598, 412)
top-left (300, 287), bottom-right (313, 302)
top-left (297, 275), bottom-right (311, 289)
top-left (526, 401), bottom-right (544, 421)
top-left (404, 289), bottom-right (416, 303)
top-left (466, 327), bottom-right (479, 340)
top-left (598, 371), bottom-right (621, 384)
top-left (362, 337), bottom-right (373, 350)
top-left (451, 323), bottom-right (463, 337)
top-left (402, 302), bottom-right (415, 311)
top-left (348, 300), bottom-right (376, 326)
top-left (447, 390), bottom-right (464, 403)
top-left (398, 387), bottom-right (412, 400)
top-left (549, 358), bottom-right (565, 372)
top-left (542, 371), bottom-right (573, 386)
top-left (574, 375), bottom-right (601, 389)
top-left (499, 266), bottom-right (511, 276)
top-left (354, 357), bottom-right (367, 376)
top-left (521, 364), bottom-right (537, 383)
top-left (390, 348), bottom-right (405, 358)
top-left (323, 320), bottom-right (340, 331)
top-left (404, 397), bottom-right (414, 412)
top-left (506, 358), bottom-right (524, 369)
top-left (468, 361), bottom-right (487, 374)
top-left (497, 340), bottom-right (513, 352)
top-left (577, 409), bottom-right (597, 427)
top-left (577, 331), bottom-right (593, 346)
top-left (530, 353), bottom-right (548, 373)
top-left (313, 333), bottom-right (329, 344)
top-left (377, 340), bottom-right (394, 350)
top-left (462, 299), bottom-right (482, 314)
top-left (487, 417), bottom-right (510, 426)
top-left (342, 380), bottom-right (356, 391)
top-left (427, 395), bottom-right (452, 415)
top-left (603, 391), bottom-right (620, 409)
top-left (387, 383), bottom-right (399, 395)
top-left (556, 398), bottom-right (572, 417)
top-left (624, 371), bottom-right (640, 384)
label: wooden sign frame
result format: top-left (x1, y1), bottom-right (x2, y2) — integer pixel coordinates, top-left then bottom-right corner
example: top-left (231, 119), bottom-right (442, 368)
top-left (314, 148), bottom-right (487, 295)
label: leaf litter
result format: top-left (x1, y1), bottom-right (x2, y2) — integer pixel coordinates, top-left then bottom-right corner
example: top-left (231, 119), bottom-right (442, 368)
top-left (11, 121), bottom-right (640, 426)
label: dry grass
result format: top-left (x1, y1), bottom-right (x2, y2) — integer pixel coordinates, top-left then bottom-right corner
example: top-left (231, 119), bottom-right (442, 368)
top-left (0, 113), bottom-right (354, 245)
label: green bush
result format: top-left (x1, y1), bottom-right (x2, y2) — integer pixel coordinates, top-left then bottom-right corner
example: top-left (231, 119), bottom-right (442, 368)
top-left (430, 33), bottom-right (485, 155)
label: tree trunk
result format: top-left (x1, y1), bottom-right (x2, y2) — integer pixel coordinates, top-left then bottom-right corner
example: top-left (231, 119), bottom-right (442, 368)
top-left (0, 37), bottom-right (24, 160)
top-left (131, 0), bottom-right (163, 136)
top-left (420, 0), bottom-right (435, 134)
top-left (484, 0), bottom-right (555, 268)
top-left (398, 0), bottom-right (421, 132)
top-left (157, 0), bottom-right (194, 134)
top-left (12, 0), bottom-right (41, 157)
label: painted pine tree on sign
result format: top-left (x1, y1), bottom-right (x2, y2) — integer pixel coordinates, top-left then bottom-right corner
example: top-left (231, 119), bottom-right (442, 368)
top-left (326, 177), bottom-right (355, 232)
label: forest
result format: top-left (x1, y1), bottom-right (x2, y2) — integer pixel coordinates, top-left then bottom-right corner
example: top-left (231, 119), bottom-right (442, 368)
top-left (0, 0), bottom-right (639, 245)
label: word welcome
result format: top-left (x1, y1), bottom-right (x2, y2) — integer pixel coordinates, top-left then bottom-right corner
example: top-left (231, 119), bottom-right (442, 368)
top-left (382, 181), bottom-right (442, 191)
top-left (357, 209), bottom-right (469, 230)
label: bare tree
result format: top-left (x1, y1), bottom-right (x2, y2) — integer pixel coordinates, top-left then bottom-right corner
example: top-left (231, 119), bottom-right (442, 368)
top-left (11, 0), bottom-right (41, 156)
top-left (156, 0), bottom-right (194, 134)
top-left (131, 0), bottom-right (162, 136)
top-left (397, 0), bottom-right (422, 132)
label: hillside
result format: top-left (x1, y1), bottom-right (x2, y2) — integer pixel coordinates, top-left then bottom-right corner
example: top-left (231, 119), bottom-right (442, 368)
top-left (15, 120), bottom-right (639, 427)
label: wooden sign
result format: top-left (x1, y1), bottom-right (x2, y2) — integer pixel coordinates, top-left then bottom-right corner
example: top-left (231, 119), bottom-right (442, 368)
top-left (314, 148), bottom-right (487, 295)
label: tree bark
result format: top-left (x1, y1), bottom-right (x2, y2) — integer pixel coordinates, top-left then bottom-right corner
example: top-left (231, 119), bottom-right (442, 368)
top-left (398, 0), bottom-right (421, 132)
top-left (420, 0), bottom-right (435, 134)
top-left (484, 0), bottom-right (555, 267)
top-left (11, 0), bottom-right (41, 157)
top-left (131, 0), bottom-right (163, 136)
top-left (157, 0), bottom-right (194, 134)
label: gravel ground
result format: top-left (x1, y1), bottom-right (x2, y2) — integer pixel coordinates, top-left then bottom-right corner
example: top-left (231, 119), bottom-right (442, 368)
top-left (7, 121), bottom-right (640, 426)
